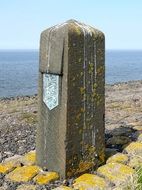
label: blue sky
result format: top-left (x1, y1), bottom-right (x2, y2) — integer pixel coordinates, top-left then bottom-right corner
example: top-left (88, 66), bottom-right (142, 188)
top-left (0, 0), bottom-right (142, 50)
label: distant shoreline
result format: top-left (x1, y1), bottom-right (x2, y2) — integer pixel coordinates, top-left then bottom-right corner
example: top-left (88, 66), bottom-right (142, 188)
top-left (107, 79), bottom-right (142, 86)
top-left (0, 94), bottom-right (37, 101)
top-left (0, 49), bottom-right (39, 52)
top-left (0, 80), bottom-right (142, 100)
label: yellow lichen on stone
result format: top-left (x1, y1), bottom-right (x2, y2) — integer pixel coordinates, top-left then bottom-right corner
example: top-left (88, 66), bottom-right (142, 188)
top-left (128, 156), bottom-right (142, 169)
top-left (0, 156), bottom-right (22, 174)
top-left (106, 153), bottom-right (128, 164)
top-left (133, 125), bottom-right (142, 131)
top-left (76, 113), bottom-right (81, 120)
top-left (68, 23), bottom-right (83, 42)
top-left (0, 162), bottom-right (17, 174)
top-left (80, 108), bottom-right (85, 113)
top-left (6, 165), bottom-right (41, 182)
top-left (73, 173), bottom-right (107, 190)
top-left (112, 188), bottom-right (123, 190)
top-left (80, 72), bottom-right (83, 77)
top-left (97, 65), bottom-right (104, 76)
top-left (137, 133), bottom-right (142, 142)
top-left (53, 186), bottom-right (73, 190)
top-left (97, 163), bottom-right (134, 184)
top-left (88, 62), bottom-right (94, 73)
top-left (124, 142), bottom-right (142, 155)
top-left (98, 151), bottom-right (105, 164)
top-left (88, 146), bottom-right (96, 154)
top-left (16, 184), bottom-right (36, 190)
top-left (80, 87), bottom-right (85, 95)
top-left (21, 151), bottom-right (36, 166)
top-left (73, 24), bottom-right (82, 36)
top-left (34, 171), bottom-right (59, 185)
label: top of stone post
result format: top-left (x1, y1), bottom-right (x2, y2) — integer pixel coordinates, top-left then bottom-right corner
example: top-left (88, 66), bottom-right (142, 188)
top-left (41, 19), bottom-right (105, 37)
top-left (40, 19), bottom-right (105, 74)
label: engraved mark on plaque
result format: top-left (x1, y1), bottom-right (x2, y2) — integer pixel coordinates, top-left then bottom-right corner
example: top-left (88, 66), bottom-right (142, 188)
top-left (43, 74), bottom-right (59, 110)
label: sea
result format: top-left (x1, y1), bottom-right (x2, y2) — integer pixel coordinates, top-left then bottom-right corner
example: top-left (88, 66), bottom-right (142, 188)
top-left (0, 50), bottom-right (142, 98)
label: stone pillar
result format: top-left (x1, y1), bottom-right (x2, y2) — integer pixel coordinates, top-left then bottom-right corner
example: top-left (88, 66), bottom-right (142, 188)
top-left (36, 20), bottom-right (105, 179)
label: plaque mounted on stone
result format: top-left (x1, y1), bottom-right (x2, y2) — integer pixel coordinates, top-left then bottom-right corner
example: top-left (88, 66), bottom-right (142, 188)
top-left (43, 74), bottom-right (59, 110)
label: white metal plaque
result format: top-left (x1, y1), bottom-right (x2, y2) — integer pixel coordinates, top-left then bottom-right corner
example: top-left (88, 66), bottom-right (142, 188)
top-left (43, 74), bottom-right (59, 110)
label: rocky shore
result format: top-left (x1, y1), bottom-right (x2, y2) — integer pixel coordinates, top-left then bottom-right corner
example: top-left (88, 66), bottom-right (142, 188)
top-left (0, 80), bottom-right (142, 189)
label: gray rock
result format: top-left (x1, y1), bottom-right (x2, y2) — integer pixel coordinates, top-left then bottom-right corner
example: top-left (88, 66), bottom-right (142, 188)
top-left (106, 136), bottom-right (131, 146)
top-left (105, 148), bottom-right (118, 160)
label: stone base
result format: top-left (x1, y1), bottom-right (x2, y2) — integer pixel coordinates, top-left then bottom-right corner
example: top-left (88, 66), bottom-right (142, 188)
top-left (1, 138), bottom-right (142, 190)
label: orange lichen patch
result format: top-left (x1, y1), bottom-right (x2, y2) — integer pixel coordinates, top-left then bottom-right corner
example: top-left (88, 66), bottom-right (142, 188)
top-left (75, 161), bottom-right (94, 174)
top-left (124, 142), bottom-right (142, 155)
top-left (53, 186), bottom-right (73, 190)
top-left (67, 171), bottom-right (74, 178)
top-left (99, 151), bottom-right (105, 164)
top-left (6, 165), bottom-right (41, 182)
top-left (97, 66), bottom-right (104, 76)
top-left (34, 171), bottom-right (59, 185)
top-left (21, 151), bottom-right (36, 165)
top-left (106, 153), bottom-right (128, 164)
top-left (97, 163), bottom-right (134, 185)
top-left (16, 184), bottom-right (36, 190)
top-left (73, 173), bottom-right (107, 190)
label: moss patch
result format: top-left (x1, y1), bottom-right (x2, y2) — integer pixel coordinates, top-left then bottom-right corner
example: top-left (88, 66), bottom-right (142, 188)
top-left (20, 112), bottom-right (37, 124)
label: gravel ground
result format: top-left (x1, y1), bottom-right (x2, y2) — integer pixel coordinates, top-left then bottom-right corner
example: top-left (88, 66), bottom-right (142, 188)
top-left (0, 95), bottom-right (37, 162)
top-left (0, 80), bottom-right (142, 189)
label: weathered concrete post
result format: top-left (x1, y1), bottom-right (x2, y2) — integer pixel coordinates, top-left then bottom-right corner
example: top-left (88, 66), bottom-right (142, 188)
top-left (36, 20), bottom-right (105, 178)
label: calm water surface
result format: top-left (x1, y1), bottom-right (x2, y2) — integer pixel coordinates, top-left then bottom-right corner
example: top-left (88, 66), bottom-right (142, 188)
top-left (0, 50), bottom-right (142, 98)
